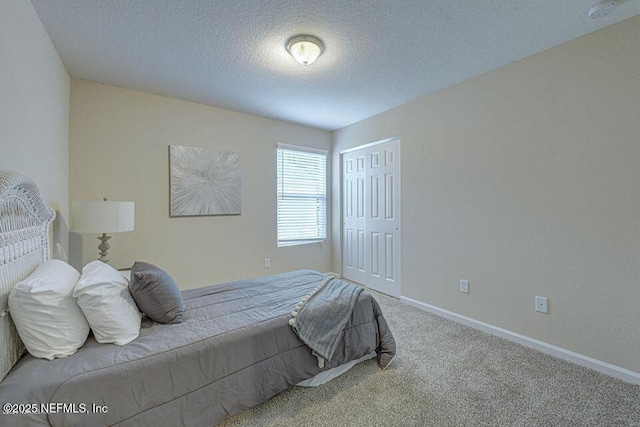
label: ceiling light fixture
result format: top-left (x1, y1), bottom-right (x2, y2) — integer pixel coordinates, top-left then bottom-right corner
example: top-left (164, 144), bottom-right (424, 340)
top-left (587, 0), bottom-right (618, 19)
top-left (286, 35), bottom-right (324, 66)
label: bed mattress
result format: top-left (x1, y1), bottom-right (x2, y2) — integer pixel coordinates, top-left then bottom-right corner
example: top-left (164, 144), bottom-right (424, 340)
top-left (0, 270), bottom-right (395, 426)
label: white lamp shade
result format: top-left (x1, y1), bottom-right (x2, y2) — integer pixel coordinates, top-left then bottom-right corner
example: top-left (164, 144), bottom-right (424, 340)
top-left (72, 200), bottom-right (135, 233)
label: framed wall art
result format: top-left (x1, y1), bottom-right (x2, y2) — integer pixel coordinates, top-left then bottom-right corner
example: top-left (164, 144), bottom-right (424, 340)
top-left (169, 145), bottom-right (242, 216)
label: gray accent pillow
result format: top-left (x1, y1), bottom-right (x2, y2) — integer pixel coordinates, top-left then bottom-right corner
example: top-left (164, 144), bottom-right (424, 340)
top-left (129, 261), bottom-right (184, 324)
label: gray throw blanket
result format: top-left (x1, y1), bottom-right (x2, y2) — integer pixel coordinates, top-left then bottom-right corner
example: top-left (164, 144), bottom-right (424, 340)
top-left (290, 276), bottom-right (364, 367)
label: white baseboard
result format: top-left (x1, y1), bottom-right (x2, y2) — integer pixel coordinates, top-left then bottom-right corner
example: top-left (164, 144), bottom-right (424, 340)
top-left (326, 272), bottom-right (342, 278)
top-left (400, 296), bottom-right (640, 385)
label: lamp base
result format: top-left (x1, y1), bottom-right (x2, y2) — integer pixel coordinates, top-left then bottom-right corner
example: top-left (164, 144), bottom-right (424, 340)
top-left (97, 233), bottom-right (112, 264)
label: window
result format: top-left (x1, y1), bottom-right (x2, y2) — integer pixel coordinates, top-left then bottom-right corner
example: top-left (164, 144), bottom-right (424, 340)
top-left (277, 144), bottom-right (327, 247)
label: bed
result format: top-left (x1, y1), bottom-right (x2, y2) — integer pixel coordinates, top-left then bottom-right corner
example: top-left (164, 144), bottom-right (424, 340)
top-left (0, 171), bottom-right (396, 426)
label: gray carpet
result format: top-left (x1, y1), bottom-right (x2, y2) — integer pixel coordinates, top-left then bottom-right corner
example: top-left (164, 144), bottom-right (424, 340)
top-left (220, 291), bottom-right (640, 426)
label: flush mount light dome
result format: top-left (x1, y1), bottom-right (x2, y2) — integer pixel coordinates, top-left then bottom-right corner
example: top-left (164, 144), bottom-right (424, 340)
top-left (286, 35), bottom-right (324, 66)
top-left (587, 0), bottom-right (618, 19)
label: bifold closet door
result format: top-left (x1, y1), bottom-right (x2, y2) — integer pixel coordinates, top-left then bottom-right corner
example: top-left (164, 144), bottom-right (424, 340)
top-left (342, 139), bottom-right (400, 297)
top-left (342, 151), bottom-right (367, 285)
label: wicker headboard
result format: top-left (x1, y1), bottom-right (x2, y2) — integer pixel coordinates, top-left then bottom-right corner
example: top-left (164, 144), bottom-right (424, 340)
top-left (0, 171), bottom-right (55, 381)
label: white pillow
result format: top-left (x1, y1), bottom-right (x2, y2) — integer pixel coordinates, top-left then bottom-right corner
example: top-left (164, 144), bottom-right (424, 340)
top-left (73, 261), bottom-right (141, 345)
top-left (8, 259), bottom-right (90, 360)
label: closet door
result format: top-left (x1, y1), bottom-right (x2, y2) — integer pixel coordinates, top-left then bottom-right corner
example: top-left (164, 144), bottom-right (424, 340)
top-left (342, 151), bottom-right (367, 285)
top-left (342, 138), bottom-right (400, 297)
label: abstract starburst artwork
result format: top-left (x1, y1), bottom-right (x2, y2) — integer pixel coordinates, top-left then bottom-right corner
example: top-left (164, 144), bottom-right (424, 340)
top-left (169, 145), bottom-right (242, 216)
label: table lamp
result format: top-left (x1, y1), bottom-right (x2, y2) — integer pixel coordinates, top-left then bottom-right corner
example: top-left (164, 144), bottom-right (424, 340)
top-left (71, 198), bottom-right (135, 264)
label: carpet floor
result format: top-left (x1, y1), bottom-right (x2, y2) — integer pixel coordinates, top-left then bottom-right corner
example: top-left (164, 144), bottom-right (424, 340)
top-left (220, 290), bottom-right (640, 426)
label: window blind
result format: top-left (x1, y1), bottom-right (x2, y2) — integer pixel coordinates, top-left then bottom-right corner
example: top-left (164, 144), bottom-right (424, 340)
top-left (277, 145), bottom-right (327, 247)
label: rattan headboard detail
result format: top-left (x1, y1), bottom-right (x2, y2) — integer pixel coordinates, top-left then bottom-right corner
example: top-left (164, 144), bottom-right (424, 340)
top-left (0, 170), bottom-right (55, 381)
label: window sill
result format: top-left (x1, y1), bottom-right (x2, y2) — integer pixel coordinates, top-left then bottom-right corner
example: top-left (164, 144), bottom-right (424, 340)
top-left (277, 239), bottom-right (326, 248)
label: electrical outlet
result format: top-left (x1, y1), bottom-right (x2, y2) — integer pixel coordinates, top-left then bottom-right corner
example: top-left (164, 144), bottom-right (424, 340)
top-left (460, 279), bottom-right (469, 294)
top-left (535, 296), bottom-right (548, 314)
top-left (264, 258), bottom-right (270, 268)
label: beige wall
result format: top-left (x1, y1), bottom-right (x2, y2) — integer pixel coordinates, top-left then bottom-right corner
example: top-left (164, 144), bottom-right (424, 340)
top-left (0, 0), bottom-right (70, 259)
top-left (70, 80), bottom-right (331, 289)
top-left (332, 16), bottom-right (640, 373)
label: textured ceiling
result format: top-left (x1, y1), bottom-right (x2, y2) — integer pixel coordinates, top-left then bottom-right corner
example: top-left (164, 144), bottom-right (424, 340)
top-left (31, 0), bottom-right (640, 131)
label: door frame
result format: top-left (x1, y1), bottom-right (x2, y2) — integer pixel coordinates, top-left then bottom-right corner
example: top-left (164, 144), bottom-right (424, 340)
top-left (340, 136), bottom-right (401, 297)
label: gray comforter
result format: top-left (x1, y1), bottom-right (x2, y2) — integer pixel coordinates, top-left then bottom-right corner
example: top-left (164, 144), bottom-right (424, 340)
top-left (0, 270), bottom-right (395, 426)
